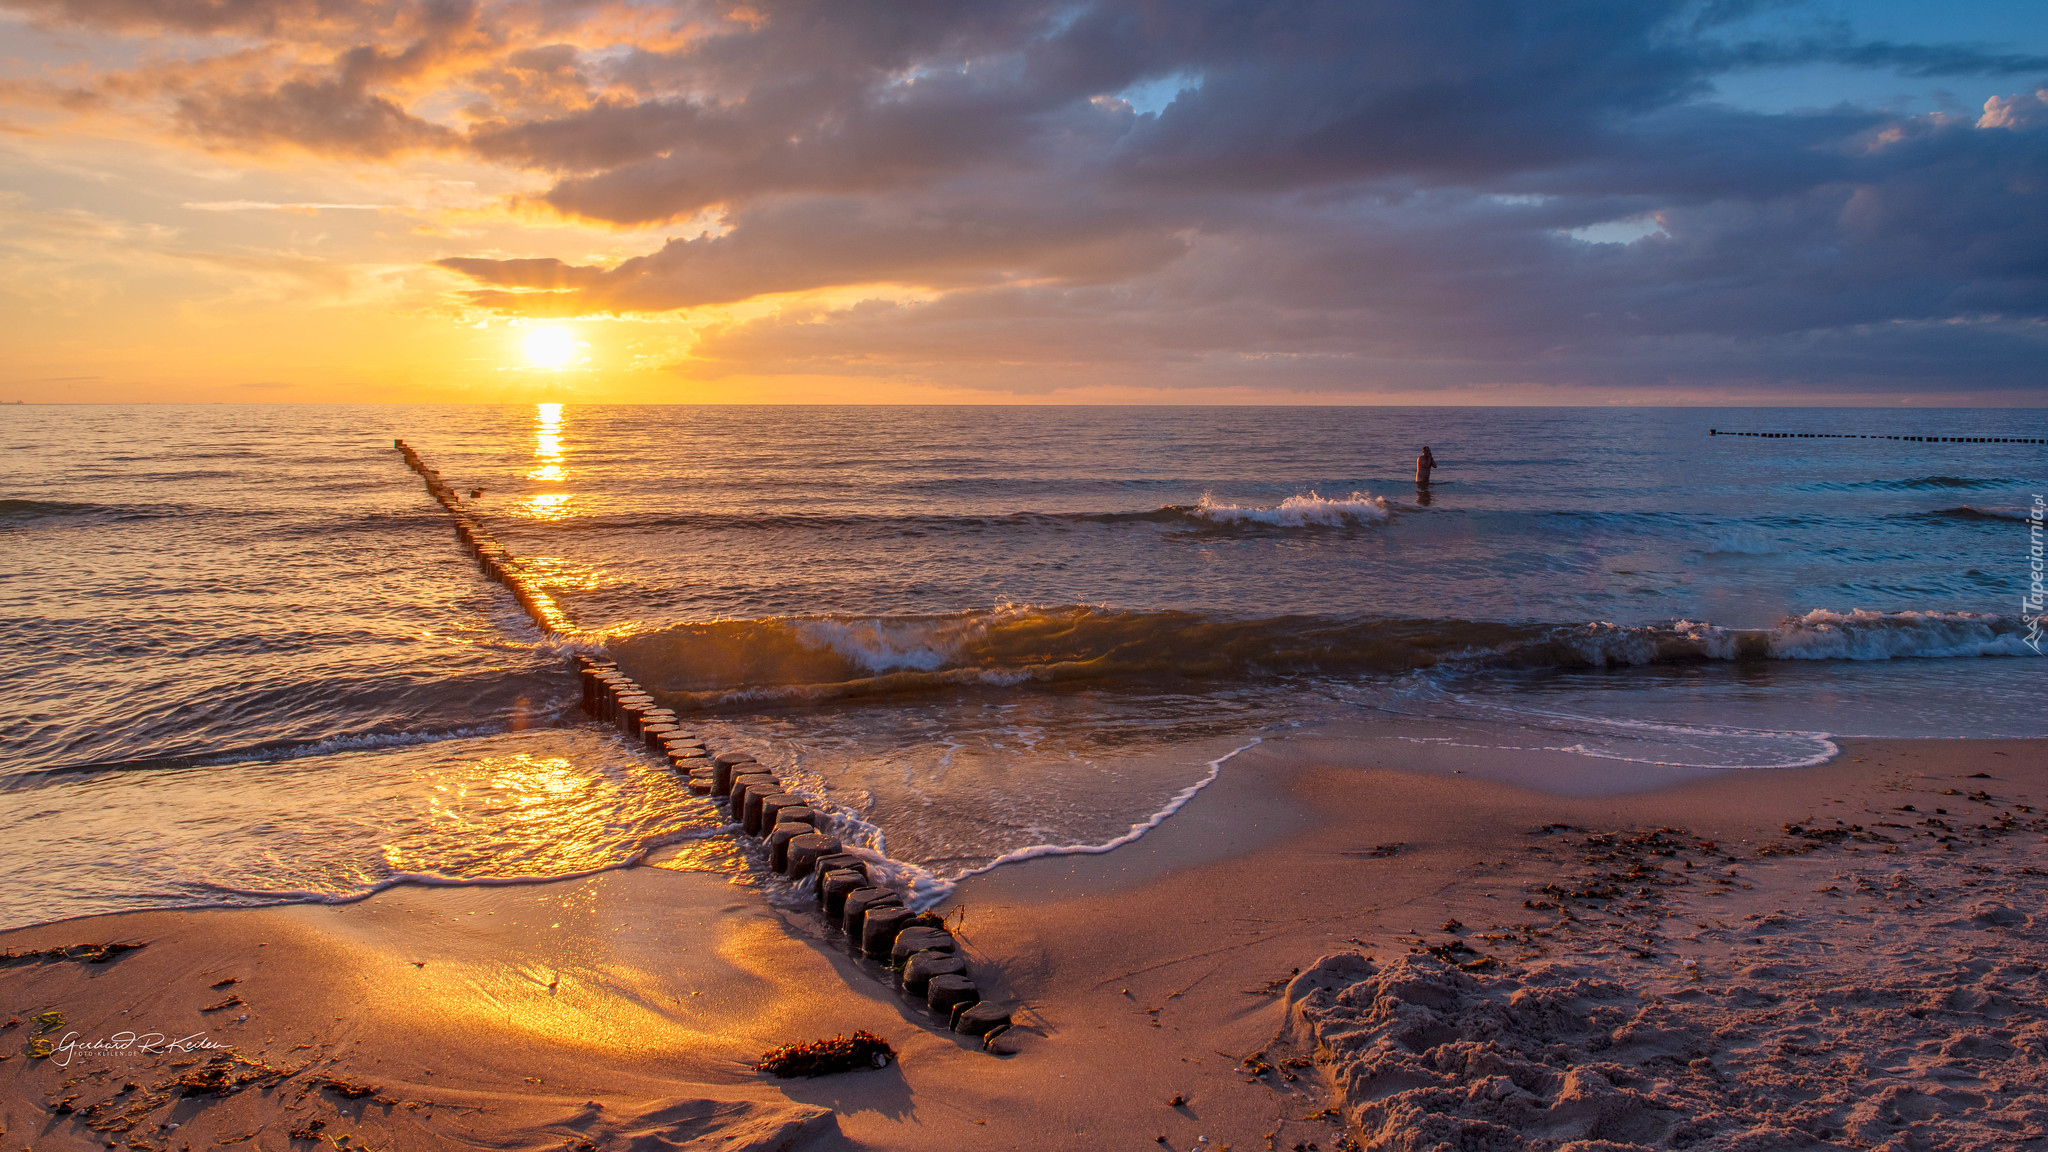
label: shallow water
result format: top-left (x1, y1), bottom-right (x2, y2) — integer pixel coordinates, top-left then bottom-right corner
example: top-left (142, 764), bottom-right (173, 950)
top-left (2, 405), bottom-right (2041, 926)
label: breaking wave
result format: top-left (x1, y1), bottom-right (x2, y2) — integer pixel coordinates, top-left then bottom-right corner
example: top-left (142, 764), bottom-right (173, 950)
top-left (605, 606), bottom-right (2038, 710)
top-left (514, 494), bottom-right (1400, 535)
top-left (1189, 491), bottom-right (1394, 527)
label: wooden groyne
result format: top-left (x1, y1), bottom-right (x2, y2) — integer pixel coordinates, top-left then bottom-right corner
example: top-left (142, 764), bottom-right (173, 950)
top-left (1709, 429), bottom-right (2046, 444)
top-left (392, 438), bottom-right (1012, 1049)
top-left (573, 653), bottom-right (1012, 1047)
top-left (393, 439), bottom-right (568, 634)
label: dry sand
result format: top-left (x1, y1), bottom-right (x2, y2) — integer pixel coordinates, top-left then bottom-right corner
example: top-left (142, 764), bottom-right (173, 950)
top-left (2, 732), bottom-right (2043, 1151)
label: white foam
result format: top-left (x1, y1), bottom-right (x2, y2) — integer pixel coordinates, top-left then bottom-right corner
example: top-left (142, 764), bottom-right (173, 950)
top-left (189, 829), bottom-right (728, 903)
top-left (1764, 609), bottom-right (2037, 660)
top-left (858, 738), bottom-right (1265, 910)
top-left (737, 738), bottom-right (1265, 910)
top-left (1192, 491), bottom-right (1392, 527)
top-left (0, 728), bottom-right (718, 930)
top-left (195, 724), bottom-right (504, 766)
top-left (1382, 693), bottom-right (1841, 770)
top-left (791, 617), bottom-right (979, 674)
top-left (1520, 727), bottom-right (1836, 770)
top-left (1548, 611), bottom-right (2039, 667)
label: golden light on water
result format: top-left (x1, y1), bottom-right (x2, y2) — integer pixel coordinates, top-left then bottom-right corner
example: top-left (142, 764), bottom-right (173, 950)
top-left (520, 402), bottom-right (576, 631)
top-left (525, 493), bottom-right (572, 520)
top-left (526, 402), bottom-right (570, 511)
top-left (397, 752), bottom-right (603, 875)
top-left (529, 403), bottom-right (566, 483)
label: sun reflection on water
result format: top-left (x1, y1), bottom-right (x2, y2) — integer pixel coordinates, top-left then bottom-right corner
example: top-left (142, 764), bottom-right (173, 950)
top-left (394, 752), bottom-right (621, 877)
top-left (526, 402), bottom-right (569, 493)
top-left (525, 492), bottom-right (573, 521)
top-left (516, 403), bottom-right (590, 631)
top-left (381, 741), bottom-right (717, 882)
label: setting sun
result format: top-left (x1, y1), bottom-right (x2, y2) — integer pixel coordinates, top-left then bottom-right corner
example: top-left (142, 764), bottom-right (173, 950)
top-left (523, 327), bottom-right (578, 370)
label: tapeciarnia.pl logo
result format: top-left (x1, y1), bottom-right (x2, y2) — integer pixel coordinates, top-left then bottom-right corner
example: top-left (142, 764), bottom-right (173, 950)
top-left (2026, 494), bottom-right (2044, 655)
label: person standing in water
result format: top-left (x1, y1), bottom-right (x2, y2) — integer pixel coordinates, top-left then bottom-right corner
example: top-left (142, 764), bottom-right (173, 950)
top-left (1415, 445), bottom-right (1437, 487)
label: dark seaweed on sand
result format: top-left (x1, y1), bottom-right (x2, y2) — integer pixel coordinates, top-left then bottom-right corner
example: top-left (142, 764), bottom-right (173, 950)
top-left (0, 941), bottom-right (145, 966)
top-left (754, 1030), bottom-right (895, 1078)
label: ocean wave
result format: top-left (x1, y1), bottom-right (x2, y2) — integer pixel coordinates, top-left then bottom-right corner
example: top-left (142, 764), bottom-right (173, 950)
top-left (0, 498), bottom-right (168, 525)
top-left (1810, 476), bottom-right (2021, 492)
top-left (493, 495), bottom-right (1403, 536)
top-left (1880, 476), bottom-right (2017, 490)
top-left (1703, 530), bottom-right (1782, 555)
top-left (749, 739), bottom-right (1264, 910)
top-left (182, 826), bottom-right (733, 906)
top-left (1747, 609), bottom-right (2036, 661)
top-left (0, 498), bottom-right (97, 518)
top-left (193, 725), bottom-right (508, 767)
top-left (605, 606), bottom-right (2039, 709)
top-left (1907, 505), bottom-right (2039, 524)
top-left (1189, 491), bottom-right (1394, 527)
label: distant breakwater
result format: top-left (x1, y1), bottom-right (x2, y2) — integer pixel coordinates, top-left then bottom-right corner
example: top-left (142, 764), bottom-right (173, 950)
top-left (1709, 429), bottom-right (2046, 444)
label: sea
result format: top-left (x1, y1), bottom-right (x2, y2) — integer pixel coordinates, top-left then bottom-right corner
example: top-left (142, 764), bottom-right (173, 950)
top-left (3, 405), bottom-right (2042, 927)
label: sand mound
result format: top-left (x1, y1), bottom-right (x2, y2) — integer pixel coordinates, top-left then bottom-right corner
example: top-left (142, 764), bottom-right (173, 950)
top-left (1279, 824), bottom-right (2048, 1151)
top-left (554, 1097), bottom-right (837, 1151)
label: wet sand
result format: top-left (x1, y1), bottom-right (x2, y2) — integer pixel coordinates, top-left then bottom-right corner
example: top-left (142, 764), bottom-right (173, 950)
top-left (3, 734), bottom-right (2043, 1151)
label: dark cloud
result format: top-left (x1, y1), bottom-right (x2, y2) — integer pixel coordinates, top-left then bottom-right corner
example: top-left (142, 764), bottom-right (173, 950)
top-left (435, 255), bottom-right (601, 290)
top-left (1715, 37), bottom-right (2048, 78)
top-left (2, 0), bottom-right (377, 35)
top-left (13, 0), bottom-right (2048, 394)
top-left (172, 69), bottom-right (459, 157)
top-left (441, 185), bottom-right (1189, 306)
top-left (439, 0), bottom-right (2048, 394)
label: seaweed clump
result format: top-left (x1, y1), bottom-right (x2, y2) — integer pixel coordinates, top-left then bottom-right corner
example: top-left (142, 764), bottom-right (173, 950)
top-left (754, 1030), bottom-right (895, 1078)
top-left (0, 941), bottom-right (145, 966)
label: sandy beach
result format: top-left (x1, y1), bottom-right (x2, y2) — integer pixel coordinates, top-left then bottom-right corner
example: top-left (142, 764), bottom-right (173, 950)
top-left (10, 0), bottom-right (2047, 1139)
top-left (4, 733), bottom-right (2044, 1151)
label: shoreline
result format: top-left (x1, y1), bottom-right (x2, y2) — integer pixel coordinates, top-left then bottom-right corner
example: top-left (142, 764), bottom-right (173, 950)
top-left (4, 734), bottom-right (2043, 1150)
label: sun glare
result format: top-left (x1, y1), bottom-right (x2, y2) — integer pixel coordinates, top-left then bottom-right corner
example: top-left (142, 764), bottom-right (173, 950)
top-left (523, 327), bottom-right (578, 370)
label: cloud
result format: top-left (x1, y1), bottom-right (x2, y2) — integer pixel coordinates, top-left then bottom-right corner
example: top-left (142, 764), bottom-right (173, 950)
top-left (1712, 36), bottom-right (2048, 79)
top-left (1981, 87), bottom-right (2048, 130)
top-left (2, 0), bottom-right (380, 36)
top-left (440, 186), bottom-right (1191, 308)
top-left (182, 200), bottom-right (393, 210)
top-left (7, 0), bottom-right (2048, 396)
top-left (171, 72), bottom-right (459, 157)
top-left (436, 254), bottom-right (604, 289)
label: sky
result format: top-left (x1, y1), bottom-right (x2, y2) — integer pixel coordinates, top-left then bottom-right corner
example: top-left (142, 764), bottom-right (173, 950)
top-left (1, 0), bottom-right (2045, 404)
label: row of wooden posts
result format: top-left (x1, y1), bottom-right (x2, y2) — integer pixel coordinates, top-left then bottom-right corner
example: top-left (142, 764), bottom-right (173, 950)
top-left (393, 439), bottom-right (567, 634)
top-left (1709, 429), bottom-right (2046, 444)
top-left (393, 439), bottom-right (1010, 1047)
top-left (573, 652), bottom-right (1012, 1045)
